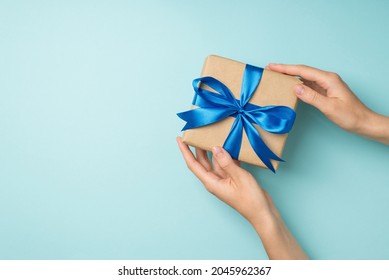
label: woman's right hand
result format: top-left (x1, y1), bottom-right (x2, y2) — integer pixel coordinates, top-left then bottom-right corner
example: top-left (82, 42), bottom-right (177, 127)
top-left (267, 64), bottom-right (389, 144)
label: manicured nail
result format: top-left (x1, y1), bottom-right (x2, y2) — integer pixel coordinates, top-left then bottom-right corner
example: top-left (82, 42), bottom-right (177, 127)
top-left (295, 85), bottom-right (304, 96)
top-left (212, 146), bottom-right (223, 157)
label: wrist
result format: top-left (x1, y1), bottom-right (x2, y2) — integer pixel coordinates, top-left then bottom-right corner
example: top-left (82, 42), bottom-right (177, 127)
top-left (248, 203), bottom-right (283, 238)
top-left (353, 106), bottom-right (374, 134)
top-left (356, 109), bottom-right (389, 144)
top-left (249, 204), bottom-right (309, 260)
top-left (245, 196), bottom-right (276, 228)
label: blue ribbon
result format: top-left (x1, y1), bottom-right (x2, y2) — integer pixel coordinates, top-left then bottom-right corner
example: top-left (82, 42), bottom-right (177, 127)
top-left (177, 64), bottom-right (296, 172)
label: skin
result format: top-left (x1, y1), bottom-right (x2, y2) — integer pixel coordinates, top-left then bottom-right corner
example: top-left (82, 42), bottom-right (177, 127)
top-left (267, 64), bottom-right (389, 145)
top-left (177, 64), bottom-right (389, 260)
top-left (176, 138), bottom-right (308, 260)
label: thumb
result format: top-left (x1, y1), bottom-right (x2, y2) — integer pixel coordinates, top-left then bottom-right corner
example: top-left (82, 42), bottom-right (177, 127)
top-left (212, 146), bottom-right (242, 181)
top-left (294, 84), bottom-right (330, 113)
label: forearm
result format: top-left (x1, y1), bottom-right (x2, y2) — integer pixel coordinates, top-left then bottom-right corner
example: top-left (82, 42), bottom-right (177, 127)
top-left (357, 110), bottom-right (389, 145)
top-left (250, 210), bottom-right (308, 260)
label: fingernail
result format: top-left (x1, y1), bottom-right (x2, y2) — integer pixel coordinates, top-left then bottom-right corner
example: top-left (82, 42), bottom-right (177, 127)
top-left (295, 85), bottom-right (304, 96)
top-left (265, 65), bottom-right (270, 70)
top-left (212, 146), bottom-right (223, 157)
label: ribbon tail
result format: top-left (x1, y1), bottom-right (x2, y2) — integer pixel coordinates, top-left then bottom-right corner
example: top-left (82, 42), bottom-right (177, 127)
top-left (223, 115), bottom-right (244, 160)
top-left (242, 118), bottom-right (284, 173)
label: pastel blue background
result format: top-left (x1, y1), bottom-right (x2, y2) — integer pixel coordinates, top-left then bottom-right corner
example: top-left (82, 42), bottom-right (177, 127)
top-left (1, 0), bottom-right (388, 260)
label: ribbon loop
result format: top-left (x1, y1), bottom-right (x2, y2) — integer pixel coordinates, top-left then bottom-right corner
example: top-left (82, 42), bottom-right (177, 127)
top-left (177, 64), bottom-right (296, 172)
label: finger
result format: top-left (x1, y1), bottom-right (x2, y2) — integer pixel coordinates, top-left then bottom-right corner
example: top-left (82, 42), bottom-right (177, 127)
top-left (211, 153), bottom-right (228, 178)
top-left (176, 137), bottom-right (219, 185)
top-left (195, 148), bottom-right (212, 172)
top-left (294, 84), bottom-right (331, 114)
top-left (267, 64), bottom-right (331, 88)
top-left (212, 154), bottom-right (241, 178)
top-left (212, 146), bottom-right (243, 182)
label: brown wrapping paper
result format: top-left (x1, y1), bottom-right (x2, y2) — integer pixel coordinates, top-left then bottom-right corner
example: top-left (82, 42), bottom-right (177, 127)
top-left (182, 55), bottom-right (302, 170)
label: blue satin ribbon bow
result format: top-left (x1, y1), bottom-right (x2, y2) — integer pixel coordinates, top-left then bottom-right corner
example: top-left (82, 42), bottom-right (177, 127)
top-left (177, 64), bottom-right (296, 172)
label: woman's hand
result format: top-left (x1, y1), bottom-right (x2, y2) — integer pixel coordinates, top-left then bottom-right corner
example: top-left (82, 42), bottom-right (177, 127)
top-left (176, 137), bottom-right (273, 224)
top-left (267, 64), bottom-right (389, 144)
top-left (176, 137), bottom-right (308, 259)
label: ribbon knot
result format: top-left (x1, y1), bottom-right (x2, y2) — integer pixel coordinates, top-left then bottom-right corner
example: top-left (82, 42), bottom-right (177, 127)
top-left (177, 64), bottom-right (296, 172)
top-left (238, 108), bottom-right (245, 115)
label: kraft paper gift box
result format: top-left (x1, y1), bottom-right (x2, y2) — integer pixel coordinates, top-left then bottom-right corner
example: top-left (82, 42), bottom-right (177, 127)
top-left (178, 55), bottom-right (302, 171)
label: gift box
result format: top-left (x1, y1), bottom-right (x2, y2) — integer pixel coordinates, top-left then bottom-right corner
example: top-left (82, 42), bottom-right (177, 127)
top-left (178, 55), bottom-right (302, 172)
